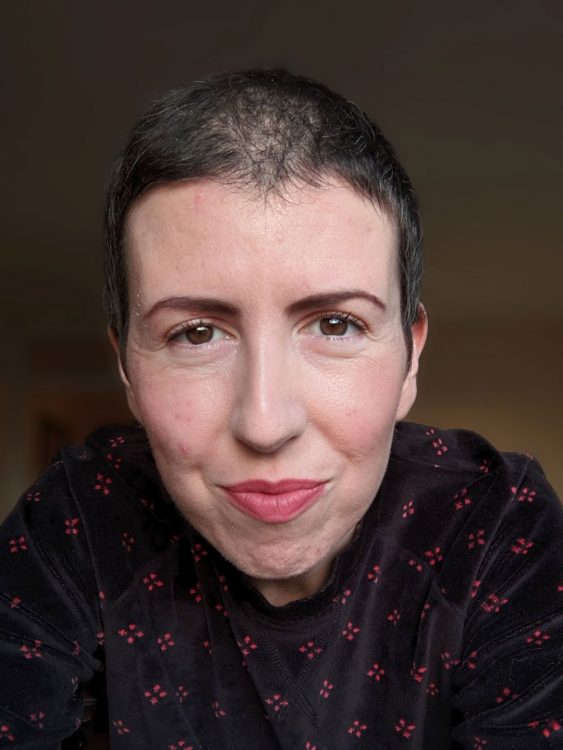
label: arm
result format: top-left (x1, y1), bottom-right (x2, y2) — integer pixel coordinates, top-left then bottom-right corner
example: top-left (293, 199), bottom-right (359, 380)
top-left (0, 459), bottom-right (103, 749)
top-left (451, 459), bottom-right (563, 748)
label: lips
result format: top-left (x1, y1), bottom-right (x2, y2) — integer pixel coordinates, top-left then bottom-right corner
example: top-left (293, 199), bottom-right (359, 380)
top-left (221, 478), bottom-right (327, 523)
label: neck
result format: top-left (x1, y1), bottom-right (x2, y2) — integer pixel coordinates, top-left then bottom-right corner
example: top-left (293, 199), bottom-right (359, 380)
top-left (247, 557), bottom-right (333, 607)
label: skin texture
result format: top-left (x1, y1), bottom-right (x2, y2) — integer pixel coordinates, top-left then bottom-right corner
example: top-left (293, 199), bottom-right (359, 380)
top-left (113, 179), bottom-right (427, 606)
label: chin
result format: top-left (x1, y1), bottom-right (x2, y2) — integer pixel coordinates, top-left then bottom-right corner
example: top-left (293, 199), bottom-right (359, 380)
top-left (236, 558), bottom-right (312, 582)
top-left (221, 547), bottom-right (305, 580)
top-left (218, 532), bottom-right (334, 584)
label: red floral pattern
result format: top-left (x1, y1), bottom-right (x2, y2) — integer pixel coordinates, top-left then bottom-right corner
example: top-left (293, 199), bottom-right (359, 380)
top-left (1, 421), bottom-right (561, 750)
top-left (144, 684), bottom-right (167, 705)
top-left (395, 717), bottom-right (416, 738)
top-left (347, 720), bottom-right (367, 737)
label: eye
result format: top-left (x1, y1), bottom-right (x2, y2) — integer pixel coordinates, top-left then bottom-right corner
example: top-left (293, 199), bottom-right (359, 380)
top-left (168, 320), bottom-right (229, 346)
top-left (308, 313), bottom-right (365, 338)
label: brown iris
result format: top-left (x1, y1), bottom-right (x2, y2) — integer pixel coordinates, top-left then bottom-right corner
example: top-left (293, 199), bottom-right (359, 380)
top-left (319, 316), bottom-right (349, 336)
top-left (185, 325), bottom-right (214, 345)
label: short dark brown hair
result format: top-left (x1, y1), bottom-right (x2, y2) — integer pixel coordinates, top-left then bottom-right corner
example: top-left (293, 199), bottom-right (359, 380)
top-left (104, 69), bottom-right (423, 358)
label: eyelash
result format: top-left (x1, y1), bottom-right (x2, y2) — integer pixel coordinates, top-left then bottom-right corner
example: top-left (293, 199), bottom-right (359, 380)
top-left (308, 311), bottom-right (367, 337)
top-left (166, 318), bottom-right (222, 343)
top-left (165, 311), bottom-right (368, 346)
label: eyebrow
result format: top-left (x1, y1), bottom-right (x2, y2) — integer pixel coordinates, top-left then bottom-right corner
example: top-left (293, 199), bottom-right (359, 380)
top-left (144, 290), bottom-right (386, 319)
top-left (144, 297), bottom-right (238, 320)
top-left (287, 290), bottom-right (387, 315)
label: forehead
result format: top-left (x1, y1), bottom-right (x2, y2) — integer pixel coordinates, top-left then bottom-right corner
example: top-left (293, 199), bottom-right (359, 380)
top-left (124, 179), bottom-right (400, 310)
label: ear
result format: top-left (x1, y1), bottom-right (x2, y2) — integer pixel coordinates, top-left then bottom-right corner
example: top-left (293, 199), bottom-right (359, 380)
top-left (396, 304), bottom-right (428, 421)
top-left (107, 327), bottom-right (142, 423)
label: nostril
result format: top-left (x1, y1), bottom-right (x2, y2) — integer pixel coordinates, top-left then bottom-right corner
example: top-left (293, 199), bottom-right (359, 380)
top-left (231, 396), bottom-right (306, 454)
top-left (232, 417), bottom-right (303, 455)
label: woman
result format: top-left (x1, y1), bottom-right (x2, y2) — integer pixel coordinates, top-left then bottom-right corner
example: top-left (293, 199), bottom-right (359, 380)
top-left (1, 70), bottom-right (562, 749)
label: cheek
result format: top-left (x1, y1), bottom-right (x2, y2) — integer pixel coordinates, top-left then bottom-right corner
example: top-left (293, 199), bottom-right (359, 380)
top-left (314, 361), bottom-right (405, 452)
top-left (129, 370), bottom-right (230, 461)
top-left (328, 409), bottom-right (396, 466)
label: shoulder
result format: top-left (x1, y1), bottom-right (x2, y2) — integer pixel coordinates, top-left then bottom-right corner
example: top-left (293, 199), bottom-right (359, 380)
top-left (62, 421), bottom-right (178, 522)
top-left (390, 421), bottom-right (514, 476)
top-left (385, 421), bottom-right (556, 518)
top-left (15, 422), bottom-right (176, 530)
top-left (379, 422), bottom-right (562, 606)
top-left (5, 422), bottom-right (187, 603)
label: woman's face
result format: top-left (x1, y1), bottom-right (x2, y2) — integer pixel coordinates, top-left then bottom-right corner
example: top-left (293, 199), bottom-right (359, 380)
top-left (119, 179), bottom-right (426, 599)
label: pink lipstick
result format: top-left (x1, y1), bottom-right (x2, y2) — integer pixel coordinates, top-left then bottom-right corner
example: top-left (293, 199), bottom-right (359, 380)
top-left (221, 479), bottom-right (326, 523)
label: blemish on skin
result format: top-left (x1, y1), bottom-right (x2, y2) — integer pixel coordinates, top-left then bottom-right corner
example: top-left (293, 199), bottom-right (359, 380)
top-left (133, 289), bottom-right (143, 318)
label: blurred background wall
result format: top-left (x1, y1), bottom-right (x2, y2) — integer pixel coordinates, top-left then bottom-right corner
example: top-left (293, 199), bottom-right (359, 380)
top-left (1, 0), bottom-right (561, 518)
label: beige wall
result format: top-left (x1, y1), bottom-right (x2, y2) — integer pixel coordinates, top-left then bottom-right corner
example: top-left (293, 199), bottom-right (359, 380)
top-left (0, 338), bottom-right (130, 520)
top-left (1, 2), bottom-right (562, 517)
top-left (411, 319), bottom-right (562, 498)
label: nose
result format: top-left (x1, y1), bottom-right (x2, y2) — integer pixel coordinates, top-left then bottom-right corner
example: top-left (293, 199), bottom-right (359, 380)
top-left (230, 339), bottom-right (307, 454)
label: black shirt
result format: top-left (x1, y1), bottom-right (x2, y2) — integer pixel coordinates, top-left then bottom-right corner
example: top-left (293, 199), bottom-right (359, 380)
top-left (1, 422), bottom-right (562, 748)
